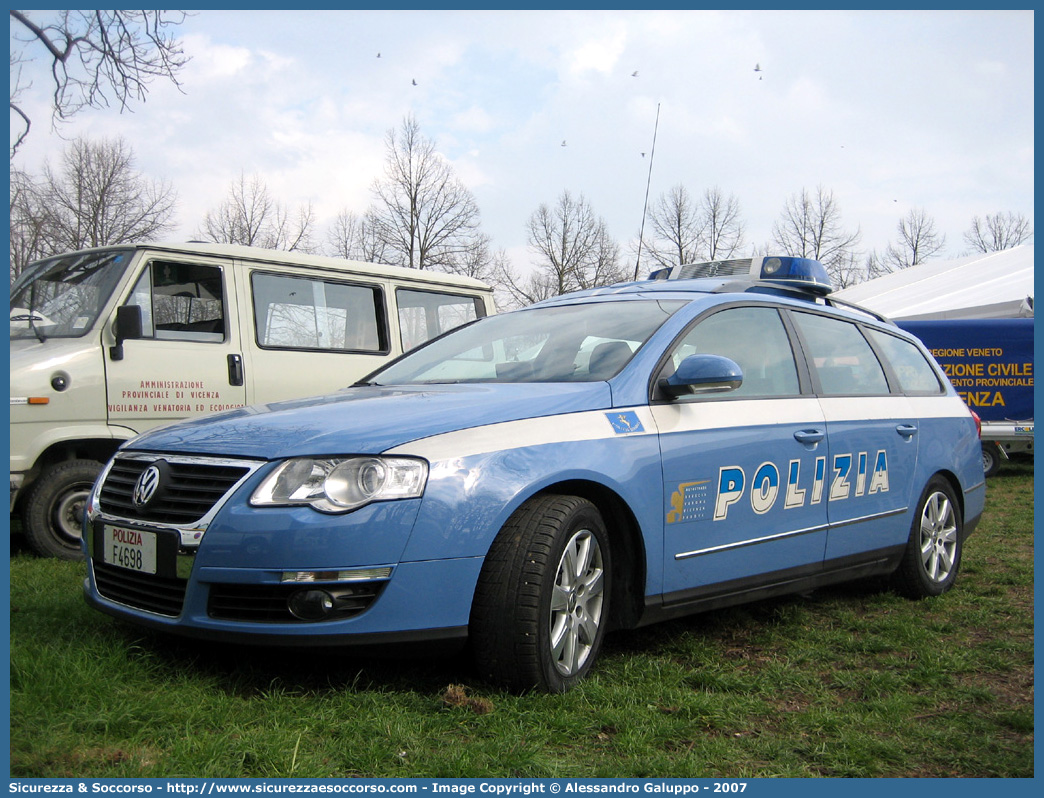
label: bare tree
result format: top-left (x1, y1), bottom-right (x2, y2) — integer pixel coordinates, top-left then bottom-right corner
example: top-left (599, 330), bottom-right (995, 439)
top-left (439, 231), bottom-right (506, 286)
top-left (9, 169), bottom-right (50, 282)
top-left (700, 187), bottom-right (745, 260)
top-left (325, 208), bottom-right (388, 263)
top-left (199, 173), bottom-right (317, 252)
top-left (485, 250), bottom-right (523, 310)
top-left (502, 190), bottom-right (624, 306)
top-left (884, 208), bottom-right (946, 270)
top-left (644, 184), bottom-right (703, 269)
top-left (642, 185), bottom-right (745, 272)
top-left (860, 250), bottom-right (893, 284)
top-left (47, 137), bottom-right (178, 250)
top-left (369, 114), bottom-right (485, 271)
top-left (9, 136), bottom-right (177, 279)
top-left (963, 211), bottom-right (1034, 253)
top-left (9, 10), bottom-right (190, 157)
top-left (771, 186), bottom-right (862, 287)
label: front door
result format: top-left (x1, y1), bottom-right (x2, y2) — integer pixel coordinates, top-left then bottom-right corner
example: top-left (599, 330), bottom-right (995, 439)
top-left (653, 305), bottom-right (830, 604)
top-left (105, 257), bottom-right (247, 436)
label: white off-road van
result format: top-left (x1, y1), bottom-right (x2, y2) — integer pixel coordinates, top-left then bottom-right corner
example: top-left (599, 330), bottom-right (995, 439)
top-left (10, 242), bottom-right (495, 558)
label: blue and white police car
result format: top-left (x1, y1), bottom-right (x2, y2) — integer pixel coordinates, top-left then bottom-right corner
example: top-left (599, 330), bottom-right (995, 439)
top-left (83, 256), bottom-right (985, 692)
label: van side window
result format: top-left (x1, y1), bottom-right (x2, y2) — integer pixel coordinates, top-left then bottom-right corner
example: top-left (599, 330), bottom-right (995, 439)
top-left (792, 311), bottom-right (889, 396)
top-left (125, 261), bottom-right (226, 342)
top-left (396, 289), bottom-right (486, 352)
top-left (866, 329), bottom-right (944, 394)
top-left (252, 272), bottom-right (385, 352)
top-left (667, 306), bottom-right (801, 398)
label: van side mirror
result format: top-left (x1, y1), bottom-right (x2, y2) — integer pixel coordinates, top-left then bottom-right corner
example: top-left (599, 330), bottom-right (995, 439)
top-left (660, 354), bottom-right (743, 398)
top-left (110, 304), bottom-right (144, 361)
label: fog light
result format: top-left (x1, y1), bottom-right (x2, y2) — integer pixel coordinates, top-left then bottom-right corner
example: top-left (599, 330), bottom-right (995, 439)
top-left (288, 589), bottom-right (335, 621)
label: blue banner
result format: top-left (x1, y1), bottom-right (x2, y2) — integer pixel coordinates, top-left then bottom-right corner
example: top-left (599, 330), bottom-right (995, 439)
top-left (899, 319), bottom-right (1034, 421)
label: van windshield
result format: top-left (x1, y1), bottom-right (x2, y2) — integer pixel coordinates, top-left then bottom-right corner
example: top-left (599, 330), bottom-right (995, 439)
top-left (10, 249), bottom-right (133, 340)
top-left (369, 299), bottom-right (687, 385)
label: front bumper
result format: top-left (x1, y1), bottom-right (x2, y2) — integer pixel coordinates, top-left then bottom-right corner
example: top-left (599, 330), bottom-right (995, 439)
top-left (84, 551), bottom-right (483, 647)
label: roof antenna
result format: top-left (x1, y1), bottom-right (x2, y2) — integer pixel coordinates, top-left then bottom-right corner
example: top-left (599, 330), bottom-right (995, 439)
top-left (633, 102), bottom-right (661, 281)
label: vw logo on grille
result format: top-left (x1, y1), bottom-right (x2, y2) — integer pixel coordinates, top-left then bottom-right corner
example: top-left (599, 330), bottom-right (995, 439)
top-left (133, 464), bottom-right (163, 507)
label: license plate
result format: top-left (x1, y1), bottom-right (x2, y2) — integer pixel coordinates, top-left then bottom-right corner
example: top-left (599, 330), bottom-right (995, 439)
top-left (102, 526), bottom-right (157, 574)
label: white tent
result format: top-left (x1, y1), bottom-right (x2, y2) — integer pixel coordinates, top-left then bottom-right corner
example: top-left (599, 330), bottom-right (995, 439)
top-left (834, 245), bottom-right (1034, 320)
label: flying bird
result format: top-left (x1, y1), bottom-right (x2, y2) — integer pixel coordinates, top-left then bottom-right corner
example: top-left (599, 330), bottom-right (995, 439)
top-left (411, 79), bottom-right (417, 86)
top-left (376, 52), bottom-right (381, 58)
top-left (754, 63), bottom-right (762, 72)
top-left (632, 70), bottom-right (639, 77)
top-left (561, 140), bottom-right (567, 147)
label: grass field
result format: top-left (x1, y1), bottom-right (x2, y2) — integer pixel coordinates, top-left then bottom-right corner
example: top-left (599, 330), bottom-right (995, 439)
top-left (8, 461), bottom-right (1034, 778)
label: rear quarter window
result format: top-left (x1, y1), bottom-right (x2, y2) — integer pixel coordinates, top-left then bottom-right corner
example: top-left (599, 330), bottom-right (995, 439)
top-left (866, 328), bottom-right (944, 394)
top-left (396, 288), bottom-right (486, 352)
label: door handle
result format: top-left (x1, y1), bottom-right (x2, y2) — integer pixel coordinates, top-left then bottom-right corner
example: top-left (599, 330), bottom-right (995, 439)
top-left (794, 429), bottom-right (825, 446)
top-left (896, 424), bottom-right (918, 439)
top-left (227, 353), bottom-right (244, 386)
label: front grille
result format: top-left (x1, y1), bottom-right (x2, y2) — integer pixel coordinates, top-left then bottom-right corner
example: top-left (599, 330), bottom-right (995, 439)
top-left (99, 455), bottom-right (254, 525)
top-left (94, 562), bottom-right (187, 617)
top-left (208, 582), bottom-right (385, 623)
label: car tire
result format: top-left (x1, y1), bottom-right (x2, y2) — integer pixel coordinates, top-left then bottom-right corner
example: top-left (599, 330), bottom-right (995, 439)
top-left (21, 459), bottom-right (102, 560)
top-left (981, 442), bottom-right (1002, 478)
top-left (470, 494), bottom-right (611, 693)
top-left (891, 476), bottom-right (963, 599)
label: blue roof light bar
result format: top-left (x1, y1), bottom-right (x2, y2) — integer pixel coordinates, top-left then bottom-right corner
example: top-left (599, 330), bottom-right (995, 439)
top-left (653, 256), bottom-right (834, 295)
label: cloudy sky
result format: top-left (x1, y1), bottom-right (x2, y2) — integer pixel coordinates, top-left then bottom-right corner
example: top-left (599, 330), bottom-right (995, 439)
top-left (9, 8), bottom-right (1035, 279)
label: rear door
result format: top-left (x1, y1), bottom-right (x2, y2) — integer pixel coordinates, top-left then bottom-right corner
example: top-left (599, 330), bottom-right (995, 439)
top-left (788, 310), bottom-right (920, 563)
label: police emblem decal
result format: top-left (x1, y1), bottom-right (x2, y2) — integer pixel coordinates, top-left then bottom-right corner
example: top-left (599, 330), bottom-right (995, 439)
top-left (606, 411), bottom-right (644, 434)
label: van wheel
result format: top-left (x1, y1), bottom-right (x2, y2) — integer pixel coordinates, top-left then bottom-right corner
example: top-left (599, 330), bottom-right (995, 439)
top-left (21, 459), bottom-right (102, 560)
top-left (892, 477), bottom-right (963, 599)
top-left (471, 495), bottom-right (611, 693)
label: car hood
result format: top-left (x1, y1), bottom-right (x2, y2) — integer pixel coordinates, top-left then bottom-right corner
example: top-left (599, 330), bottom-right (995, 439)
top-left (124, 382), bottom-right (614, 460)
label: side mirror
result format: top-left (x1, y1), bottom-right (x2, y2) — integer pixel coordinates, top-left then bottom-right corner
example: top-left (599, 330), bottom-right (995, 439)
top-left (110, 304), bottom-right (144, 361)
top-left (660, 354), bottom-right (743, 398)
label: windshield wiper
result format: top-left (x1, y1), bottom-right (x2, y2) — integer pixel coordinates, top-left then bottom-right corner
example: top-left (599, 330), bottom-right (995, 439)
top-left (11, 313), bottom-right (46, 343)
top-left (28, 316), bottom-right (45, 343)
top-left (26, 280), bottom-right (46, 342)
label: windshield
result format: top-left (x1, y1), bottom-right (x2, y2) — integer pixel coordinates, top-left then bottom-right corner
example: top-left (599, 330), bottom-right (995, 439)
top-left (370, 299), bottom-right (687, 385)
top-left (10, 249), bottom-right (134, 340)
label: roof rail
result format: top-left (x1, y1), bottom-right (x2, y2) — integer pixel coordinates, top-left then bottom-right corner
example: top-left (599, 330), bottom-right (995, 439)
top-left (822, 294), bottom-right (892, 324)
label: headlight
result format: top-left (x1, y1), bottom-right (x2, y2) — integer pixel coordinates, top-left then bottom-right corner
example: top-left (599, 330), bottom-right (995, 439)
top-left (250, 456), bottom-right (428, 514)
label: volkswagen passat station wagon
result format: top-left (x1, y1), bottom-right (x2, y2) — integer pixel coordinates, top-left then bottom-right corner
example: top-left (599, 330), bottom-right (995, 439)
top-left (84, 256), bottom-right (985, 692)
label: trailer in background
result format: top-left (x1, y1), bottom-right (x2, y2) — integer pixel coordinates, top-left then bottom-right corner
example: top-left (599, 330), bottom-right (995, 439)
top-left (898, 318), bottom-right (1033, 476)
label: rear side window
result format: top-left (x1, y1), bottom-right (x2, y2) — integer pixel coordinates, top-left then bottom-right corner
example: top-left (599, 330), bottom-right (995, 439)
top-left (792, 311), bottom-right (889, 396)
top-left (396, 289), bottom-right (486, 352)
top-left (252, 272), bottom-right (385, 352)
top-left (866, 329), bottom-right (944, 394)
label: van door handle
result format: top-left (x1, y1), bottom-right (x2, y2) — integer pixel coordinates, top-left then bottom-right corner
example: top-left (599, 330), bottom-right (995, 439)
top-left (896, 424), bottom-right (918, 439)
top-left (227, 354), bottom-right (244, 386)
top-left (794, 429), bottom-right (825, 446)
